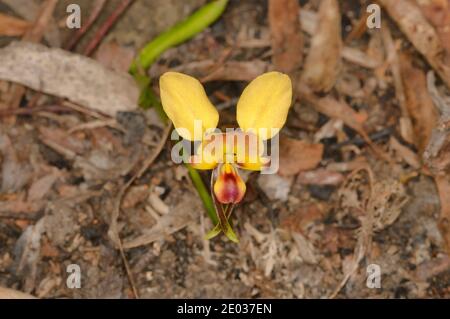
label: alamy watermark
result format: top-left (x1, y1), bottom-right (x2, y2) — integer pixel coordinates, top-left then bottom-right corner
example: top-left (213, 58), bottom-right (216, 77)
top-left (66, 4), bottom-right (81, 29)
top-left (66, 264), bottom-right (81, 289)
top-left (366, 4), bottom-right (381, 29)
top-left (366, 264), bottom-right (381, 289)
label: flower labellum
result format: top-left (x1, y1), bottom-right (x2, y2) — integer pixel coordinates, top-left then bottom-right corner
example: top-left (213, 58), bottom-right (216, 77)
top-left (213, 163), bottom-right (246, 204)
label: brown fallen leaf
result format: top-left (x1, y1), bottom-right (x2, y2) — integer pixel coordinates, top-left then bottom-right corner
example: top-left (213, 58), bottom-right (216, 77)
top-left (40, 236), bottom-right (59, 258)
top-left (121, 185), bottom-right (149, 209)
top-left (280, 203), bottom-right (325, 233)
top-left (379, 0), bottom-right (450, 88)
top-left (0, 287), bottom-right (36, 299)
top-left (278, 135), bottom-right (323, 176)
top-left (13, 218), bottom-right (46, 292)
top-left (0, 13), bottom-right (30, 36)
top-left (0, 134), bottom-right (32, 193)
top-left (291, 232), bottom-right (319, 264)
top-left (400, 54), bottom-right (439, 153)
top-left (268, 0), bottom-right (303, 74)
top-left (0, 42), bottom-right (138, 116)
top-left (417, 0), bottom-right (450, 55)
top-left (43, 201), bottom-right (81, 247)
top-left (0, 198), bottom-right (45, 215)
top-left (27, 170), bottom-right (61, 202)
top-left (297, 168), bottom-right (344, 185)
top-left (95, 40), bottom-right (136, 73)
top-left (302, 0), bottom-right (342, 92)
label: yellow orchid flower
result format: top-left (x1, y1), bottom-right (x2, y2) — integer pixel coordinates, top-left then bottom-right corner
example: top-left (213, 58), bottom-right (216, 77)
top-left (159, 71), bottom-right (292, 242)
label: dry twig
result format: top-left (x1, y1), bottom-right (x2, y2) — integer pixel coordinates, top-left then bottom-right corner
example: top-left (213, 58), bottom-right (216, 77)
top-left (83, 0), bottom-right (134, 56)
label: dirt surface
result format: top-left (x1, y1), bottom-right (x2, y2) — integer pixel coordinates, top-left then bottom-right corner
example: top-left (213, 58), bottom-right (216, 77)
top-left (0, 0), bottom-right (449, 299)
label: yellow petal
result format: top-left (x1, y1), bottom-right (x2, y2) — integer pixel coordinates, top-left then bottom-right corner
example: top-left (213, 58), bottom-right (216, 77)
top-left (160, 72), bottom-right (219, 140)
top-left (236, 155), bottom-right (271, 171)
top-left (236, 72), bottom-right (292, 140)
top-left (188, 155), bottom-right (218, 170)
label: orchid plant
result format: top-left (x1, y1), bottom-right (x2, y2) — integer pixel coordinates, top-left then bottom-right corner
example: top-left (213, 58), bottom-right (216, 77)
top-left (159, 71), bottom-right (292, 242)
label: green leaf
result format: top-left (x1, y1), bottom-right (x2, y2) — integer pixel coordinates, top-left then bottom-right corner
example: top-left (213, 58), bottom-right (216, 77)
top-left (129, 0), bottom-right (229, 77)
top-left (204, 223), bottom-right (221, 240)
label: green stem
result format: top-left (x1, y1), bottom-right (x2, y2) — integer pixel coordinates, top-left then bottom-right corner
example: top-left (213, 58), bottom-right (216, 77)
top-left (187, 164), bottom-right (218, 225)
